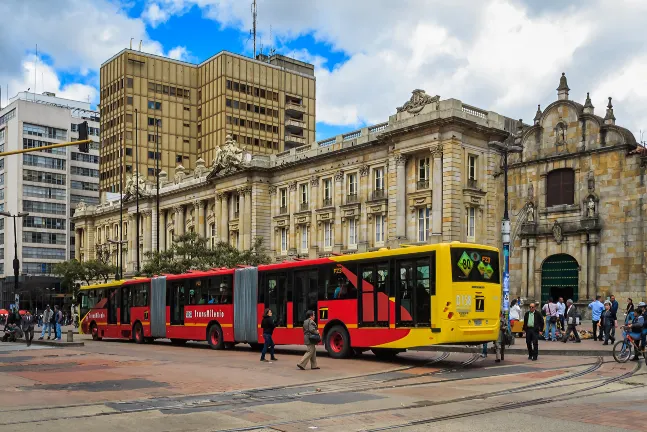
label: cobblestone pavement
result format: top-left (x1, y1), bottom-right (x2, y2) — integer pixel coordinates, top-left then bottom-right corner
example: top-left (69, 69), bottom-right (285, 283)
top-left (1, 335), bottom-right (646, 431)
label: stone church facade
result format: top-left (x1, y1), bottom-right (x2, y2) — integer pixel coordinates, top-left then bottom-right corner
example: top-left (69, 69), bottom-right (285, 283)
top-left (504, 74), bottom-right (647, 310)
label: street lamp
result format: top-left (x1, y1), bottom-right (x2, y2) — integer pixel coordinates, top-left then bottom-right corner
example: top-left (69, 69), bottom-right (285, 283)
top-left (0, 211), bottom-right (29, 309)
top-left (488, 136), bottom-right (522, 326)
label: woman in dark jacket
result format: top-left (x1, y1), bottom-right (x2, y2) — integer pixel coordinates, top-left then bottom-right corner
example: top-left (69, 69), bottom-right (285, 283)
top-left (599, 301), bottom-right (617, 345)
top-left (260, 308), bottom-right (277, 362)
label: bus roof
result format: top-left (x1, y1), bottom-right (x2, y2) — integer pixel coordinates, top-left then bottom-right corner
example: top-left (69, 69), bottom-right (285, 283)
top-left (329, 242), bottom-right (499, 263)
top-left (79, 277), bottom-right (151, 291)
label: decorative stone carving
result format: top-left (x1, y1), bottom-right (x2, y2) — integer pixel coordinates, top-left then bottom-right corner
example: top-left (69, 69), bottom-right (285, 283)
top-left (193, 199), bottom-right (202, 209)
top-left (173, 206), bottom-right (183, 214)
top-left (210, 134), bottom-right (245, 175)
top-left (141, 209), bottom-right (152, 216)
top-left (395, 154), bottom-right (407, 166)
top-left (158, 170), bottom-right (169, 186)
top-left (396, 89), bottom-right (440, 114)
top-left (555, 122), bottom-right (566, 146)
top-left (359, 165), bottom-right (369, 177)
top-left (587, 197), bottom-right (596, 218)
top-left (334, 170), bottom-right (344, 182)
top-left (239, 186), bottom-right (252, 195)
top-left (552, 220), bottom-right (563, 244)
top-left (268, 185), bottom-right (277, 195)
top-left (216, 192), bottom-right (225, 201)
top-left (125, 172), bottom-right (152, 198)
top-left (194, 158), bottom-right (208, 178)
top-left (174, 164), bottom-right (186, 184)
top-left (76, 200), bottom-right (87, 212)
top-left (533, 105), bottom-right (542, 125)
top-left (528, 181), bottom-right (534, 199)
top-left (310, 176), bottom-right (319, 187)
top-left (527, 202), bottom-right (534, 223)
top-left (587, 172), bottom-right (595, 192)
top-left (288, 181), bottom-right (297, 191)
top-left (430, 144), bottom-right (443, 158)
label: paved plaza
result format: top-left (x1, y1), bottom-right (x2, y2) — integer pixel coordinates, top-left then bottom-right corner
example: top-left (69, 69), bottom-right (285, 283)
top-left (1, 335), bottom-right (646, 431)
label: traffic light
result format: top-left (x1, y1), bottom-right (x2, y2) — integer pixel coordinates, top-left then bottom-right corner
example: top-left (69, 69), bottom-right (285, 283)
top-left (77, 121), bottom-right (89, 153)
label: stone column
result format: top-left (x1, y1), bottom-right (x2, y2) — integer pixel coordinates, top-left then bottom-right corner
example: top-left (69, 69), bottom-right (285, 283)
top-left (309, 177), bottom-right (319, 255)
top-left (127, 214), bottom-right (135, 272)
top-left (143, 210), bottom-right (152, 258)
top-left (268, 187), bottom-right (276, 253)
top-left (160, 210), bottom-right (167, 251)
top-left (288, 181), bottom-right (297, 253)
top-left (395, 155), bottom-right (407, 239)
top-left (580, 233), bottom-right (589, 301)
top-left (528, 238), bottom-right (536, 300)
top-left (75, 229), bottom-right (81, 260)
top-left (173, 206), bottom-right (182, 240)
top-left (240, 187), bottom-right (251, 249)
top-left (359, 165), bottom-right (370, 251)
top-left (220, 194), bottom-right (229, 244)
top-left (215, 193), bottom-right (223, 242)
top-left (196, 199), bottom-right (206, 239)
top-left (588, 233), bottom-right (598, 298)
top-left (431, 145), bottom-right (443, 236)
top-left (334, 170), bottom-right (344, 252)
top-left (151, 207), bottom-right (158, 252)
top-left (85, 220), bottom-right (95, 260)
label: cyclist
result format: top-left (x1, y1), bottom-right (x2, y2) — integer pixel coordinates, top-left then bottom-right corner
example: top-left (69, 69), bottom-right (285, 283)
top-left (628, 302), bottom-right (645, 361)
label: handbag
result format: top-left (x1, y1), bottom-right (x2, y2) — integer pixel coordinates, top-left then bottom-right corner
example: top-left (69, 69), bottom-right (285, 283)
top-left (309, 333), bottom-right (321, 343)
top-left (548, 305), bottom-right (557, 323)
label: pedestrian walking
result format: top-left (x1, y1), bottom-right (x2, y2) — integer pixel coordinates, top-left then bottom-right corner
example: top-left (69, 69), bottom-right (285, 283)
top-left (542, 298), bottom-right (558, 341)
top-left (38, 305), bottom-right (53, 340)
top-left (260, 308), bottom-right (278, 362)
top-left (561, 299), bottom-right (581, 343)
top-left (21, 310), bottom-right (35, 347)
top-left (588, 295), bottom-right (605, 341)
top-left (557, 297), bottom-right (566, 332)
top-left (297, 310), bottom-right (320, 370)
top-left (523, 303), bottom-right (544, 361)
top-left (609, 295), bottom-right (619, 340)
top-left (599, 301), bottom-right (617, 345)
top-left (53, 305), bottom-right (63, 341)
top-left (509, 299), bottom-right (521, 326)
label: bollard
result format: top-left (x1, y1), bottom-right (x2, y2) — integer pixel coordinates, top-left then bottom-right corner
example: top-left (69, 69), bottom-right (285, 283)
top-left (67, 330), bottom-right (73, 343)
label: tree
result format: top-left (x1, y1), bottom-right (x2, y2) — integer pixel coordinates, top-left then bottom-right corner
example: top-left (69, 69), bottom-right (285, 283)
top-left (141, 232), bottom-right (271, 276)
top-left (53, 259), bottom-right (87, 292)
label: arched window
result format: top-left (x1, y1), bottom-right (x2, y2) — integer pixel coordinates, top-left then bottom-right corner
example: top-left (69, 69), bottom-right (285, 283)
top-left (546, 169), bottom-right (574, 206)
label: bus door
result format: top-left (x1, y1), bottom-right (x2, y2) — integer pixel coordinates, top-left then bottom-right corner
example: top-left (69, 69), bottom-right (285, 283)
top-left (107, 287), bottom-right (118, 325)
top-left (120, 285), bottom-right (132, 325)
top-left (169, 280), bottom-right (186, 325)
top-left (359, 262), bottom-right (389, 327)
top-left (294, 270), bottom-right (318, 326)
top-left (396, 255), bottom-right (435, 327)
top-left (264, 273), bottom-right (288, 327)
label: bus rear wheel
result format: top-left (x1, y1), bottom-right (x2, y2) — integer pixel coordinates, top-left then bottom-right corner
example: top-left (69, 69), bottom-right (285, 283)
top-left (90, 323), bottom-right (102, 341)
top-left (207, 324), bottom-right (224, 350)
top-left (325, 325), bottom-right (351, 359)
top-left (133, 323), bottom-right (144, 344)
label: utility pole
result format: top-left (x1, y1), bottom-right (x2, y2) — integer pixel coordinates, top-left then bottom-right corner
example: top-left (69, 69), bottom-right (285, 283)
top-left (155, 117), bottom-right (160, 253)
top-left (119, 136), bottom-right (124, 279)
top-left (251, 0), bottom-right (257, 58)
top-left (135, 109), bottom-right (140, 273)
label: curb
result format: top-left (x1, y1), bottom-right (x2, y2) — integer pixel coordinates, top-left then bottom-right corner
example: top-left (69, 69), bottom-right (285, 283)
top-left (413, 345), bottom-right (613, 357)
top-left (30, 339), bottom-right (85, 347)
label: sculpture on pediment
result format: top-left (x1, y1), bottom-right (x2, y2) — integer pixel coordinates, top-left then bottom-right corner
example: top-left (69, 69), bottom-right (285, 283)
top-left (125, 172), bottom-right (152, 199)
top-left (76, 200), bottom-right (87, 212)
top-left (194, 158), bottom-right (208, 178)
top-left (587, 196), bottom-right (596, 218)
top-left (552, 220), bottom-right (563, 244)
top-left (527, 202), bottom-right (535, 223)
top-left (210, 134), bottom-right (245, 175)
top-left (396, 89), bottom-right (440, 115)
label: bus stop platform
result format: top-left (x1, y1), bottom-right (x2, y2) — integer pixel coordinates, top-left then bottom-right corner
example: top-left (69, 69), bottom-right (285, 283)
top-left (413, 337), bottom-right (615, 357)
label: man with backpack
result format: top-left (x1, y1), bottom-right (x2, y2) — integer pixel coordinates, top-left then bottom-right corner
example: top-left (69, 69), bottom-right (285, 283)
top-left (53, 305), bottom-right (63, 341)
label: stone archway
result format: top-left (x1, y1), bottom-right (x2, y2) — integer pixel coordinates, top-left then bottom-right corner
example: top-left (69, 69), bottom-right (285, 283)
top-left (541, 254), bottom-right (579, 303)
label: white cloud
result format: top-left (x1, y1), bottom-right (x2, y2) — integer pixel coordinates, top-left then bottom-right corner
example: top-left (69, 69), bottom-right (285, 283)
top-left (167, 46), bottom-right (190, 61)
top-left (142, 3), bottom-right (170, 28)
top-left (147, 0), bottom-right (647, 137)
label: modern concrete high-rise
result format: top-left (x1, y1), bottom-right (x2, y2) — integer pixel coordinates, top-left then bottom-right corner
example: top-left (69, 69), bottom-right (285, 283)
top-left (0, 92), bottom-right (100, 309)
top-left (99, 49), bottom-right (316, 194)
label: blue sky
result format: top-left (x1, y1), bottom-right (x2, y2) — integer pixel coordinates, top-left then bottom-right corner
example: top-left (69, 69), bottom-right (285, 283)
top-left (1, 0), bottom-right (646, 141)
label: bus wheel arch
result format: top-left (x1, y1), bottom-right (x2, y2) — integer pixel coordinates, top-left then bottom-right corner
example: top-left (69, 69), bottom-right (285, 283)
top-left (132, 321), bottom-right (144, 344)
top-left (90, 321), bottom-right (102, 341)
top-left (323, 321), bottom-right (352, 359)
top-left (206, 321), bottom-right (224, 350)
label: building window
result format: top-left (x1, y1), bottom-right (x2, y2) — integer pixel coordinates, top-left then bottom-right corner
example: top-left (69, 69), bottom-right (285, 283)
top-left (347, 173), bottom-right (357, 197)
top-left (374, 167), bottom-right (384, 191)
top-left (280, 228), bottom-right (288, 253)
top-left (210, 223), bottom-right (216, 249)
top-left (147, 168), bottom-right (155, 176)
top-left (300, 226), bottom-right (308, 252)
top-left (468, 154), bottom-right (477, 187)
top-left (324, 222), bottom-right (332, 249)
top-left (279, 188), bottom-right (288, 212)
top-left (127, 97), bottom-right (133, 105)
top-left (348, 219), bottom-right (357, 247)
top-left (300, 183), bottom-right (308, 205)
top-left (232, 231), bottom-right (239, 249)
top-left (375, 214), bottom-right (385, 244)
top-left (546, 169), bottom-right (575, 206)
top-left (418, 207), bottom-right (430, 242)
top-left (323, 178), bottom-right (332, 206)
top-left (466, 207), bottom-right (476, 241)
top-left (233, 194), bottom-right (240, 217)
top-left (126, 77), bottom-right (133, 88)
top-left (418, 157), bottom-right (430, 189)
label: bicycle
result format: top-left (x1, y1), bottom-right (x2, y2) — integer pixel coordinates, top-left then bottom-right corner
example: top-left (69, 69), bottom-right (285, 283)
top-left (612, 326), bottom-right (646, 364)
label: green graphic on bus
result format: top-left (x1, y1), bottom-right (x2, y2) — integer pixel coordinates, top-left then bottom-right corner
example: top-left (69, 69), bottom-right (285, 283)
top-left (457, 251), bottom-right (473, 277)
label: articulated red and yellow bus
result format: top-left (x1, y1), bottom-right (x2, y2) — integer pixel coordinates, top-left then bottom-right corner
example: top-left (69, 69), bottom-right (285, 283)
top-left (80, 242), bottom-right (500, 358)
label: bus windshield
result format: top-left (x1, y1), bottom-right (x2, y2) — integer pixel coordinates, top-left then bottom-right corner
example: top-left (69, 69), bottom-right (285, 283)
top-left (451, 247), bottom-right (500, 284)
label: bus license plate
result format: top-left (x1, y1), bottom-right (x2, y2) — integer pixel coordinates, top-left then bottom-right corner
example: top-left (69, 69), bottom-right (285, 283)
top-left (473, 319), bottom-right (482, 326)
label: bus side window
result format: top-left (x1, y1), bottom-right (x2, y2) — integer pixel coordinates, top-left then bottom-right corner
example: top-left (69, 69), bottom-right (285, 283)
top-left (219, 275), bottom-right (233, 304)
top-left (322, 264), bottom-right (357, 300)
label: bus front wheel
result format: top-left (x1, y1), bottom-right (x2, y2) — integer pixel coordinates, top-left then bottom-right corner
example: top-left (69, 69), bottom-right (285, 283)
top-left (207, 324), bottom-right (224, 350)
top-left (90, 323), bottom-right (102, 341)
top-left (133, 323), bottom-right (144, 344)
top-left (325, 325), bottom-right (351, 359)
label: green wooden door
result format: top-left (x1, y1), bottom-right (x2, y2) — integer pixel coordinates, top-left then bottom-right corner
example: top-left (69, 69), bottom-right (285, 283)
top-left (541, 254), bottom-right (578, 303)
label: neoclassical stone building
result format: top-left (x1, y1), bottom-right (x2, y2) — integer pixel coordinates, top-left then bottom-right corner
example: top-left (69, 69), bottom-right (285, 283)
top-left (73, 90), bottom-right (515, 273)
top-left (503, 74), bottom-right (647, 309)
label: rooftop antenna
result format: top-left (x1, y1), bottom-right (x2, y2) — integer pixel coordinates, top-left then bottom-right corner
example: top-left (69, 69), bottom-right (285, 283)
top-left (251, 0), bottom-right (257, 58)
top-left (130, 38), bottom-right (134, 49)
top-left (35, 44), bottom-right (37, 100)
top-left (268, 25), bottom-right (276, 59)
top-left (139, 40), bottom-right (143, 51)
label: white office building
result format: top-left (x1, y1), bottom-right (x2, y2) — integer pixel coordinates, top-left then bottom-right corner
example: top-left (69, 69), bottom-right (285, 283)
top-left (0, 92), bottom-right (100, 309)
